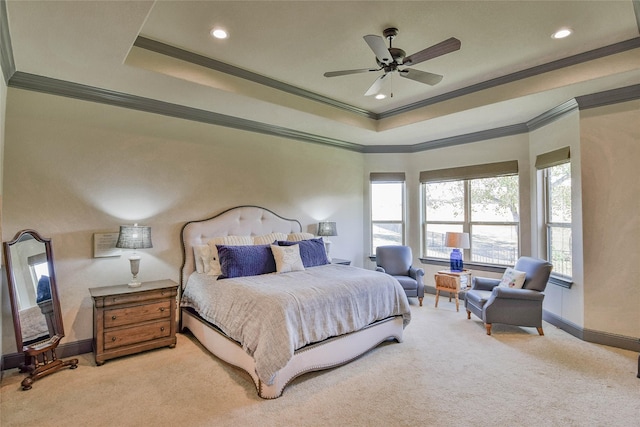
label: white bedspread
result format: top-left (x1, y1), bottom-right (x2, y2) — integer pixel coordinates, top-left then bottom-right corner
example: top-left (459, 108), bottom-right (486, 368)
top-left (181, 264), bottom-right (411, 385)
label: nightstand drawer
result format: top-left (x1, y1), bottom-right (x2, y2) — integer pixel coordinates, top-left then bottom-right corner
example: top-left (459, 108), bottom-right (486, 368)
top-left (104, 300), bottom-right (171, 328)
top-left (101, 288), bottom-right (176, 307)
top-left (104, 320), bottom-right (171, 350)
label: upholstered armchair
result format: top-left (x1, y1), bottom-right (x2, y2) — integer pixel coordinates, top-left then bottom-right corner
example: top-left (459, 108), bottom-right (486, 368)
top-left (465, 257), bottom-right (552, 335)
top-left (375, 245), bottom-right (425, 306)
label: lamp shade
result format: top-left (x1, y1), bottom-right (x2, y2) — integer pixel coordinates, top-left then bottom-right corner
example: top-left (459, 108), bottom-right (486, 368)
top-left (445, 232), bottom-right (470, 249)
top-left (115, 224), bottom-right (153, 250)
top-left (317, 221), bottom-right (337, 237)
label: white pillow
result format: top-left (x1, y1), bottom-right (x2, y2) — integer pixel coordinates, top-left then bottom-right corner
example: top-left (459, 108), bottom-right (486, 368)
top-left (253, 232), bottom-right (288, 245)
top-left (271, 244), bottom-right (305, 273)
top-left (499, 267), bottom-right (527, 289)
top-left (193, 245), bottom-right (211, 274)
top-left (206, 235), bottom-right (253, 276)
top-left (287, 232), bottom-right (314, 242)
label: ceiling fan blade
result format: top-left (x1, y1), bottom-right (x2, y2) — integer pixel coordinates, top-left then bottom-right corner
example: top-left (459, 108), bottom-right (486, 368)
top-left (363, 34), bottom-right (392, 64)
top-left (399, 69), bottom-right (444, 86)
top-left (364, 73), bottom-right (390, 96)
top-left (324, 68), bottom-right (379, 78)
top-left (403, 37), bottom-right (461, 66)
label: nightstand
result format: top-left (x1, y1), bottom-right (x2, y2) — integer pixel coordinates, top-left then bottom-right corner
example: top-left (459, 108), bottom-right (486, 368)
top-left (331, 258), bottom-right (351, 265)
top-left (89, 279), bottom-right (178, 365)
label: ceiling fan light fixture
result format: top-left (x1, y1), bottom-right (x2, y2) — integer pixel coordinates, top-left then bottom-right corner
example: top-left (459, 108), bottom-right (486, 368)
top-left (211, 28), bottom-right (228, 39)
top-left (551, 27), bottom-right (572, 39)
top-left (375, 94), bottom-right (386, 100)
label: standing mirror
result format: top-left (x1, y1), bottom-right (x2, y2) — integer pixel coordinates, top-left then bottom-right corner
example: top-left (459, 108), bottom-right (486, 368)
top-left (3, 229), bottom-right (77, 390)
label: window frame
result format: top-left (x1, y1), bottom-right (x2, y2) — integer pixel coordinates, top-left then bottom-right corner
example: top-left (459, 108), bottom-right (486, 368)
top-left (542, 163), bottom-right (573, 281)
top-left (370, 173), bottom-right (406, 255)
top-left (419, 161), bottom-right (520, 268)
top-left (421, 178), bottom-right (520, 267)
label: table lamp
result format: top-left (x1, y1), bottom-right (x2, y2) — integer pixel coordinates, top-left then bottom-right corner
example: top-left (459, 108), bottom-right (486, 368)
top-left (317, 221), bottom-right (337, 261)
top-left (445, 232), bottom-right (470, 272)
top-left (116, 224), bottom-right (152, 287)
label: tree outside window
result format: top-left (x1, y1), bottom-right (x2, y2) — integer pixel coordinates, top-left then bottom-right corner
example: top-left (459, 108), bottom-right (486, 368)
top-left (371, 181), bottom-right (405, 254)
top-left (545, 162), bottom-right (572, 278)
top-left (423, 174), bottom-right (519, 266)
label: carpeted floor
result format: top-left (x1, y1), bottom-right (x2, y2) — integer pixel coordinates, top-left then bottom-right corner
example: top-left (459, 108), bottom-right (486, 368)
top-left (2, 294), bottom-right (639, 427)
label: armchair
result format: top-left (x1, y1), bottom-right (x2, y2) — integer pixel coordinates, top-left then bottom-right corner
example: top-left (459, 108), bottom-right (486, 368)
top-left (375, 245), bottom-right (425, 306)
top-left (465, 257), bottom-right (552, 335)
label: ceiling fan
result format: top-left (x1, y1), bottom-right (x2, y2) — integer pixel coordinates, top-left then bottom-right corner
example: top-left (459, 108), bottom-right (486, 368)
top-left (324, 27), bottom-right (461, 98)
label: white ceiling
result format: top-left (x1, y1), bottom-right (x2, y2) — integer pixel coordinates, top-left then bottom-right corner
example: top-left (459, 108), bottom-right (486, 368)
top-left (6, 0), bottom-right (640, 148)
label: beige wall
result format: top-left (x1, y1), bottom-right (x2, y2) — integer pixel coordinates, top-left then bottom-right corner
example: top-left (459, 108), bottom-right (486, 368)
top-left (1, 89), bottom-right (365, 353)
top-left (579, 101), bottom-right (640, 338)
top-left (2, 88), bottom-right (638, 355)
top-left (529, 110), bottom-right (584, 328)
top-left (0, 60), bottom-right (6, 362)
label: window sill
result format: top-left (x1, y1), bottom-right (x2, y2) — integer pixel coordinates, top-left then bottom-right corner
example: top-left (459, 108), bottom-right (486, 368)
top-left (418, 258), bottom-right (506, 273)
top-left (549, 275), bottom-right (573, 289)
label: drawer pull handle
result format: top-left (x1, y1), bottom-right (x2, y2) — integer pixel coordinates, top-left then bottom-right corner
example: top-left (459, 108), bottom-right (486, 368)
top-left (111, 316), bottom-right (117, 320)
top-left (159, 307), bottom-right (165, 312)
top-left (160, 327), bottom-right (165, 332)
top-left (111, 337), bottom-right (117, 342)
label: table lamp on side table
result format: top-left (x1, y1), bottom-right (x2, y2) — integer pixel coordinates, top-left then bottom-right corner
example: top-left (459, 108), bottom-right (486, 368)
top-left (317, 221), bottom-right (337, 262)
top-left (116, 224), bottom-right (152, 287)
top-left (445, 232), bottom-right (470, 272)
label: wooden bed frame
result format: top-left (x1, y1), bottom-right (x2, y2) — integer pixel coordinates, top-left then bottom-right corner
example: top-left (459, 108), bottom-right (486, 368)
top-left (179, 205), bottom-right (404, 399)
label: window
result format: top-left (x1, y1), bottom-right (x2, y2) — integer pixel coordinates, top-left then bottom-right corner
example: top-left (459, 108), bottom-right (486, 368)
top-left (537, 147), bottom-right (572, 279)
top-left (421, 161), bottom-right (520, 266)
top-left (370, 173), bottom-right (405, 254)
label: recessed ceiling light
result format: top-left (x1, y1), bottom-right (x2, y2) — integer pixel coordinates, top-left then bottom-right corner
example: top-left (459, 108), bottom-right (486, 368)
top-left (211, 28), bottom-right (228, 39)
top-left (375, 94), bottom-right (386, 100)
top-left (551, 28), bottom-right (572, 39)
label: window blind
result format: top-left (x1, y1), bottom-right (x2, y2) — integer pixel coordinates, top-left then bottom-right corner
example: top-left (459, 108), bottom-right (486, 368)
top-left (535, 146), bottom-right (570, 169)
top-left (369, 172), bottom-right (406, 182)
top-left (419, 160), bottom-right (518, 183)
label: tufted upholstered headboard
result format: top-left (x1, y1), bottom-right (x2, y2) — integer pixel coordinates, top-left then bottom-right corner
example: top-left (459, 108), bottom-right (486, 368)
top-left (180, 206), bottom-right (302, 289)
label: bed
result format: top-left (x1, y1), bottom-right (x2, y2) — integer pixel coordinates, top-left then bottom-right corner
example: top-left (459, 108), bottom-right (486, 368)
top-left (179, 205), bottom-right (411, 399)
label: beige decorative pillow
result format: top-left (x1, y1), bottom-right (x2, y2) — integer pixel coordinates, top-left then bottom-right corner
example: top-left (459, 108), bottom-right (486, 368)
top-left (287, 232), bottom-right (315, 242)
top-left (206, 235), bottom-right (253, 276)
top-left (271, 244), bottom-right (305, 273)
top-left (498, 267), bottom-right (527, 289)
top-left (253, 232), bottom-right (288, 245)
top-left (193, 245), bottom-right (211, 274)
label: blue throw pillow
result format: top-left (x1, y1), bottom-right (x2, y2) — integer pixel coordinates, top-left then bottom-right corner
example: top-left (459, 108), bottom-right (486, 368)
top-left (217, 244), bottom-right (276, 279)
top-left (277, 238), bottom-right (329, 268)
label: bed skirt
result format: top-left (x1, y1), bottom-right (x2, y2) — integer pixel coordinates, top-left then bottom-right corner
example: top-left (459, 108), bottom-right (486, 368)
top-left (180, 308), bottom-right (404, 399)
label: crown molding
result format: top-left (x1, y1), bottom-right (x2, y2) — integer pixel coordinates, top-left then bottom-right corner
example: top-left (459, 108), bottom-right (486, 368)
top-left (380, 37), bottom-right (640, 119)
top-left (0, 0), bottom-right (16, 84)
top-left (575, 83), bottom-right (640, 110)
top-left (8, 72), bottom-right (366, 153)
top-left (134, 36), bottom-right (377, 120)
top-left (8, 71), bottom-right (640, 154)
top-left (526, 99), bottom-right (579, 131)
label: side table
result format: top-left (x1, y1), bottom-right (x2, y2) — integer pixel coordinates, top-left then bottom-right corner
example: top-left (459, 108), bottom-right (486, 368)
top-left (434, 269), bottom-right (472, 312)
top-left (89, 279), bottom-right (178, 365)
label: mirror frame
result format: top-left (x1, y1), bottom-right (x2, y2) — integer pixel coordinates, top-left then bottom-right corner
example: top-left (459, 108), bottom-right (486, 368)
top-left (3, 229), bottom-right (65, 352)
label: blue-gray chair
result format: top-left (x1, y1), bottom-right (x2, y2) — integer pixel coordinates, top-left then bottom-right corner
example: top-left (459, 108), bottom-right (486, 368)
top-left (375, 245), bottom-right (425, 306)
top-left (465, 257), bottom-right (552, 335)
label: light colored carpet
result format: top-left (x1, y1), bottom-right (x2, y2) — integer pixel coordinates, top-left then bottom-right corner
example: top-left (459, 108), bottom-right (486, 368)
top-left (2, 294), bottom-right (639, 427)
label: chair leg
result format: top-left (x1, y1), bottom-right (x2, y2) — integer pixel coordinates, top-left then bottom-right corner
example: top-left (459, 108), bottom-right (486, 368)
top-left (485, 324), bottom-right (492, 335)
top-left (466, 310), bottom-right (471, 319)
top-left (536, 327), bottom-right (544, 336)
top-left (435, 290), bottom-right (440, 308)
top-left (455, 293), bottom-right (459, 312)
top-left (419, 297), bottom-right (423, 307)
